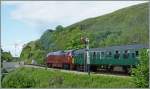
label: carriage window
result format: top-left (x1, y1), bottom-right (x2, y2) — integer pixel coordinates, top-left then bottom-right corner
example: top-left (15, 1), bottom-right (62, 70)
top-left (123, 50), bottom-right (129, 59)
top-left (114, 50), bottom-right (120, 59)
top-left (108, 52), bottom-right (112, 56)
top-left (116, 50), bottom-right (119, 53)
top-left (135, 51), bottom-right (139, 56)
top-left (96, 52), bottom-right (99, 59)
top-left (95, 52), bottom-right (97, 59)
top-left (132, 53), bottom-right (135, 58)
top-left (107, 51), bottom-right (112, 57)
top-left (101, 52), bottom-right (104, 56)
top-left (93, 52), bottom-right (96, 56)
top-left (93, 52), bottom-right (96, 59)
top-left (79, 53), bottom-right (81, 58)
top-left (99, 52), bottom-right (101, 59)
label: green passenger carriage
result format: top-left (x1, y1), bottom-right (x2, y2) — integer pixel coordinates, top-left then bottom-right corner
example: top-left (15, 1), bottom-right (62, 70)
top-left (73, 44), bottom-right (148, 72)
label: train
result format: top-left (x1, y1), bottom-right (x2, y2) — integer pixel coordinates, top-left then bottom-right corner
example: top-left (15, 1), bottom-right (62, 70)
top-left (45, 44), bottom-right (148, 73)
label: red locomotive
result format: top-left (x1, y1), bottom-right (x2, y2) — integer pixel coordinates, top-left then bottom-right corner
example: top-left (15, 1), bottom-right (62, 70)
top-left (46, 50), bottom-right (74, 69)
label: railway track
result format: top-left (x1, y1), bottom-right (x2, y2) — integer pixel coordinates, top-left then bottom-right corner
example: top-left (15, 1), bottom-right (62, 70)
top-left (93, 69), bottom-right (129, 76)
top-left (23, 64), bottom-right (130, 77)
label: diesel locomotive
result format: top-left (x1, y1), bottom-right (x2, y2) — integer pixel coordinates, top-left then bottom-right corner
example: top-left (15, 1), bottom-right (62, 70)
top-left (45, 44), bottom-right (148, 73)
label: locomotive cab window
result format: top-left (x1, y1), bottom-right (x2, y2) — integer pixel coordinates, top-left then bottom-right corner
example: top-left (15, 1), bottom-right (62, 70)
top-left (114, 50), bottom-right (120, 59)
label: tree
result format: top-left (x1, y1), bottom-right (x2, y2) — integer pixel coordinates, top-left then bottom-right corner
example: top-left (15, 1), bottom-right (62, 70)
top-left (47, 29), bottom-right (54, 32)
top-left (55, 25), bottom-right (64, 31)
top-left (131, 49), bottom-right (149, 87)
top-left (1, 51), bottom-right (13, 62)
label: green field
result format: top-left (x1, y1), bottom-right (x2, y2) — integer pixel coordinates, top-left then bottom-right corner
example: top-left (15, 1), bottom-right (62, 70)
top-left (2, 67), bottom-right (136, 88)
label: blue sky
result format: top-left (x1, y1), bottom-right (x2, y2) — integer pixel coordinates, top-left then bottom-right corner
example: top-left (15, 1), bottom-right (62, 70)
top-left (1, 1), bottom-right (147, 57)
top-left (1, 4), bottom-right (41, 57)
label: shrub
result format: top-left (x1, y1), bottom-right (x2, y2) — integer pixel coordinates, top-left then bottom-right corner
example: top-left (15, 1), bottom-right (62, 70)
top-left (2, 68), bottom-right (36, 88)
top-left (2, 67), bottom-right (135, 88)
top-left (132, 49), bottom-right (149, 87)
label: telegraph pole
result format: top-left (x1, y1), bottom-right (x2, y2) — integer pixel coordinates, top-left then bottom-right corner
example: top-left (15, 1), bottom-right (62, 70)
top-left (81, 36), bottom-right (90, 75)
top-left (80, 25), bottom-right (90, 75)
top-left (81, 36), bottom-right (87, 72)
top-left (84, 42), bottom-right (87, 72)
top-left (14, 43), bottom-right (18, 57)
top-left (85, 38), bottom-right (90, 76)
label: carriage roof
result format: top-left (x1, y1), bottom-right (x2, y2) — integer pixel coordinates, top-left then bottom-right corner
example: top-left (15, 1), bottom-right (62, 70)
top-left (91, 44), bottom-right (148, 51)
top-left (74, 44), bottom-right (148, 53)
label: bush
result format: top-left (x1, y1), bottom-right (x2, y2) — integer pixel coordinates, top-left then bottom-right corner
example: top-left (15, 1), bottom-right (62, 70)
top-left (1, 51), bottom-right (13, 62)
top-left (132, 49), bottom-right (149, 87)
top-left (2, 68), bottom-right (36, 88)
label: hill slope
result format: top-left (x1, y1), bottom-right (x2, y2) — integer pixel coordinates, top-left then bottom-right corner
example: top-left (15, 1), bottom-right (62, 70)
top-left (20, 3), bottom-right (149, 64)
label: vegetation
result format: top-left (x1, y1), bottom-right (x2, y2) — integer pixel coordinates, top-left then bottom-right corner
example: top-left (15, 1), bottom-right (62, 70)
top-left (132, 49), bottom-right (149, 88)
top-left (20, 41), bottom-right (46, 64)
top-left (20, 3), bottom-right (149, 64)
top-left (1, 48), bottom-right (13, 62)
top-left (2, 67), bottom-right (136, 88)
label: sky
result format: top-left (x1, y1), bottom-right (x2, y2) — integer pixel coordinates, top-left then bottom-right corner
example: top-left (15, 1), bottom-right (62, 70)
top-left (1, 1), bottom-right (148, 57)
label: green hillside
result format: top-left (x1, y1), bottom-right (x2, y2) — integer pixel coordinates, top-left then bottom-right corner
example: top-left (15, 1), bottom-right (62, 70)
top-left (20, 3), bottom-right (149, 64)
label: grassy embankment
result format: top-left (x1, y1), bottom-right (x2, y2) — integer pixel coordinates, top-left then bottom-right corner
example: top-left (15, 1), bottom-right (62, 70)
top-left (2, 67), bottom-right (136, 88)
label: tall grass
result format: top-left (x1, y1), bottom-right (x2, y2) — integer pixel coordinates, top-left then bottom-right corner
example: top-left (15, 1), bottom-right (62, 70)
top-left (2, 67), bottom-right (136, 88)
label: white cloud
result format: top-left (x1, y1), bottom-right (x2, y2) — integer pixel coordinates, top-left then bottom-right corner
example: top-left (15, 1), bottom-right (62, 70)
top-left (1, 39), bottom-right (30, 57)
top-left (4, 1), bottom-right (147, 29)
top-left (2, 43), bottom-right (24, 57)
